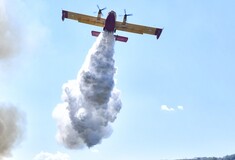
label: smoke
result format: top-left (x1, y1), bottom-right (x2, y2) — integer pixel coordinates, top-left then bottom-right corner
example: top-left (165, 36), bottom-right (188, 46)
top-left (0, 104), bottom-right (25, 159)
top-left (0, 0), bottom-right (21, 60)
top-left (53, 31), bottom-right (122, 149)
top-left (33, 152), bottom-right (70, 160)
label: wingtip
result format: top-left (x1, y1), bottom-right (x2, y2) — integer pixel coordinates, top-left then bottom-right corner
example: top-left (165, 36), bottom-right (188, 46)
top-left (155, 28), bottom-right (163, 39)
top-left (62, 10), bottom-right (68, 21)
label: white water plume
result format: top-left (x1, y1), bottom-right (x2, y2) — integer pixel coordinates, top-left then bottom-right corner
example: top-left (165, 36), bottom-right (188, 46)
top-left (53, 31), bottom-right (122, 149)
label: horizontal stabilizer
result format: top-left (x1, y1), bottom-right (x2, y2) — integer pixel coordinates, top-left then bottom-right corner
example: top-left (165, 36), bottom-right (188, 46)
top-left (115, 35), bottom-right (128, 42)
top-left (91, 31), bottom-right (128, 42)
top-left (91, 31), bottom-right (100, 37)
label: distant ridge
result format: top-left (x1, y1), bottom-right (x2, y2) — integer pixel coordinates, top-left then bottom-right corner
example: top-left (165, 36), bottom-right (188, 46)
top-left (179, 154), bottom-right (235, 160)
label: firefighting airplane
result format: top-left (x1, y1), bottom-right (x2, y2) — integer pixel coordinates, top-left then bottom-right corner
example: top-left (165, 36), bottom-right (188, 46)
top-left (62, 6), bottom-right (163, 42)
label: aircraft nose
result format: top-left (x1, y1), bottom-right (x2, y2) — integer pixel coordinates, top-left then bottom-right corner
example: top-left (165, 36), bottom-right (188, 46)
top-left (111, 11), bottom-right (116, 17)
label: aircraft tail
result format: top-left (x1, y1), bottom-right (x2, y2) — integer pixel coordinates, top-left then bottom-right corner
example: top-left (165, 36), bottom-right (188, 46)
top-left (91, 31), bottom-right (128, 42)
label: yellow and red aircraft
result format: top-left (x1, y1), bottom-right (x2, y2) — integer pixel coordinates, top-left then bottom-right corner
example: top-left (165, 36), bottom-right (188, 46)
top-left (62, 6), bottom-right (163, 42)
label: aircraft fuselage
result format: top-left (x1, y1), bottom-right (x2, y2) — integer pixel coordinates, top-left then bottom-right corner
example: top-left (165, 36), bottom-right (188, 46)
top-left (103, 11), bottom-right (116, 32)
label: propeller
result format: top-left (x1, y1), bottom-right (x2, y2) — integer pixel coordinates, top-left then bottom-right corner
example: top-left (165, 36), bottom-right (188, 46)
top-left (124, 9), bottom-right (133, 17)
top-left (119, 9), bottom-right (133, 17)
top-left (96, 5), bottom-right (106, 16)
top-left (119, 9), bottom-right (133, 23)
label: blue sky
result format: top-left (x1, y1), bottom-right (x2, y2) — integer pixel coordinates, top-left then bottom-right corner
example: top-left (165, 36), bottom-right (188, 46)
top-left (1, 0), bottom-right (235, 159)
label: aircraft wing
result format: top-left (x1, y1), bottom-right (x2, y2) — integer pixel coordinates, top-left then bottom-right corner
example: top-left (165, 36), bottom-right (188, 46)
top-left (62, 10), bottom-right (163, 39)
top-left (62, 10), bottom-right (105, 28)
top-left (115, 21), bottom-right (163, 39)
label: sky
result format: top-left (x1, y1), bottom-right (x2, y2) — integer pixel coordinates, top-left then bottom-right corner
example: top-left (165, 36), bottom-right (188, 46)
top-left (1, 0), bottom-right (235, 160)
